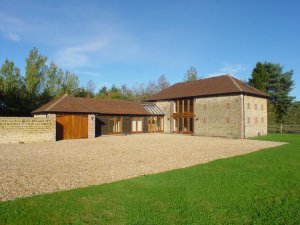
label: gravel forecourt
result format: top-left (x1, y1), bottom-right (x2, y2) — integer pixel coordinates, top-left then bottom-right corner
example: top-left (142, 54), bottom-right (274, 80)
top-left (0, 134), bottom-right (284, 201)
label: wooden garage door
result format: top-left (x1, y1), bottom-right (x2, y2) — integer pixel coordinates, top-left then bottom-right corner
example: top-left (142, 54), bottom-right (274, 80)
top-left (56, 114), bottom-right (88, 140)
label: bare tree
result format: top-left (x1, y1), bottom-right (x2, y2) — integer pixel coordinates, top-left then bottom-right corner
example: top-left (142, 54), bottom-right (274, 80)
top-left (184, 66), bottom-right (198, 81)
top-left (157, 74), bottom-right (170, 91)
top-left (86, 80), bottom-right (96, 97)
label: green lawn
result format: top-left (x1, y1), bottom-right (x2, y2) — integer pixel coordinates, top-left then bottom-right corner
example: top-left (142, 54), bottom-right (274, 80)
top-left (1, 134), bottom-right (300, 225)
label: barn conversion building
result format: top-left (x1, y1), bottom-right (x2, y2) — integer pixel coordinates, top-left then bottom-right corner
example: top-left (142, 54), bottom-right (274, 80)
top-left (32, 75), bottom-right (269, 140)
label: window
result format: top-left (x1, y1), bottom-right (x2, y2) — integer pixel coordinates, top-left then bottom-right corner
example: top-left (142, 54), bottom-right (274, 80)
top-left (202, 117), bottom-right (206, 123)
top-left (184, 99), bottom-right (188, 112)
top-left (261, 104), bottom-right (264, 110)
top-left (183, 117), bottom-right (188, 132)
top-left (227, 103), bottom-right (230, 109)
top-left (261, 117), bottom-right (264, 123)
top-left (179, 100), bottom-right (183, 113)
top-left (247, 103), bottom-right (250, 109)
top-left (255, 104), bottom-right (257, 110)
top-left (174, 99), bottom-right (194, 114)
top-left (172, 98), bottom-right (194, 134)
top-left (226, 117), bottom-right (230, 123)
top-left (148, 116), bottom-right (163, 132)
top-left (203, 104), bottom-right (207, 110)
top-left (189, 118), bottom-right (194, 133)
top-left (248, 117), bottom-right (251, 124)
top-left (255, 117), bottom-right (258, 123)
top-left (190, 100), bottom-right (194, 113)
top-left (132, 117), bottom-right (143, 133)
top-left (109, 117), bottom-right (122, 133)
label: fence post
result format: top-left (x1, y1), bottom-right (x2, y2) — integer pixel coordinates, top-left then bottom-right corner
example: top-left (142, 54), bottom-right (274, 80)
top-left (280, 124), bottom-right (283, 134)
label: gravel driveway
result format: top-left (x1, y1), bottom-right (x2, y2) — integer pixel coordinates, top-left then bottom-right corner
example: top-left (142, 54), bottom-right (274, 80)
top-left (0, 134), bottom-right (283, 201)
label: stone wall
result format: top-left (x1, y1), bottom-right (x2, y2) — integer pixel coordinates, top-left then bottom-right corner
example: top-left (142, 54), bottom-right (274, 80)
top-left (194, 95), bottom-right (243, 138)
top-left (0, 117), bottom-right (56, 143)
top-left (155, 101), bottom-right (172, 133)
top-left (243, 95), bottom-right (268, 137)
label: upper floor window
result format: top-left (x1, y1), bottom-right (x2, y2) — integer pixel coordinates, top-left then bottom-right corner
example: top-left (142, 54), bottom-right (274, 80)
top-left (255, 104), bottom-right (257, 110)
top-left (247, 103), bottom-right (250, 109)
top-left (261, 104), bottom-right (264, 110)
top-left (174, 99), bottom-right (194, 114)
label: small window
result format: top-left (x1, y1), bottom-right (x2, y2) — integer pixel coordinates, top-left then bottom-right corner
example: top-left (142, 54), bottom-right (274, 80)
top-left (255, 104), bottom-right (257, 110)
top-left (203, 104), bottom-right (207, 110)
top-left (227, 103), bottom-right (230, 109)
top-left (247, 103), bottom-right (250, 109)
top-left (202, 117), bottom-right (206, 123)
top-left (261, 104), bottom-right (264, 110)
top-left (248, 117), bottom-right (251, 124)
top-left (261, 117), bottom-right (264, 123)
top-left (255, 117), bottom-right (258, 123)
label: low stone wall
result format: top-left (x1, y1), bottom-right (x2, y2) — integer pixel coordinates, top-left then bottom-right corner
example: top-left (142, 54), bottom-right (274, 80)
top-left (0, 117), bottom-right (56, 144)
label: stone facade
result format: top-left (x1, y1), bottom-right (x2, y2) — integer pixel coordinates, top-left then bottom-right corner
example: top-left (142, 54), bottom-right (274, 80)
top-left (243, 95), bottom-right (268, 137)
top-left (0, 117), bottom-right (56, 143)
top-left (194, 95), bottom-right (243, 138)
top-left (88, 114), bottom-right (96, 138)
top-left (154, 95), bottom-right (268, 139)
top-left (155, 101), bottom-right (172, 133)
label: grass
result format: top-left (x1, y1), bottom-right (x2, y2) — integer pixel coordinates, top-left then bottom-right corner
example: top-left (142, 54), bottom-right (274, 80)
top-left (1, 134), bottom-right (300, 225)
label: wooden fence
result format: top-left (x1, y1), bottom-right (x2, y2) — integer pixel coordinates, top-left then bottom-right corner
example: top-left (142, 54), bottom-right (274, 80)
top-left (268, 124), bottom-right (300, 134)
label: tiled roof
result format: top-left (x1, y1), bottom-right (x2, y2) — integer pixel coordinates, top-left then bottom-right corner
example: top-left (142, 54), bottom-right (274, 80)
top-left (32, 95), bottom-right (164, 115)
top-left (146, 75), bottom-right (269, 101)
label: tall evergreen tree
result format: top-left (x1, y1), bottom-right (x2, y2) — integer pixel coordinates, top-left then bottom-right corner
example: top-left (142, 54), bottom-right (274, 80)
top-left (249, 62), bottom-right (294, 123)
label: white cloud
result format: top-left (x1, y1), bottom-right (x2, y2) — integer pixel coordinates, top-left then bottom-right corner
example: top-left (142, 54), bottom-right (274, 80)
top-left (0, 13), bottom-right (24, 42)
top-left (206, 64), bottom-right (247, 77)
top-left (54, 27), bottom-right (141, 69)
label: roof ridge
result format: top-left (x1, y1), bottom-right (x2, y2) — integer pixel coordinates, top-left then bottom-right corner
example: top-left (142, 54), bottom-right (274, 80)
top-left (44, 94), bottom-right (68, 111)
top-left (173, 74), bottom-right (230, 85)
top-left (70, 96), bottom-right (97, 112)
top-left (228, 75), bottom-right (242, 92)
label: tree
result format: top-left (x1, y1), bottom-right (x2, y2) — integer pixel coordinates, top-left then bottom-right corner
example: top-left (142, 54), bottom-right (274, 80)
top-left (184, 66), bottom-right (198, 81)
top-left (96, 86), bottom-right (109, 99)
top-left (0, 59), bottom-right (24, 115)
top-left (108, 85), bottom-right (122, 99)
top-left (284, 101), bottom-right (300, 125)
top-left (25, 48), bottom-right (47, 97)
top-left (248, 62), bottom-right (269, 92)
top-left (85, 80), bottom-right (96, 98)
top-left (249, 62), bottom-right (294, 123)
top-left (157, 74), bottom-right (170, 91)
top-left (24, 48), bottom-right (48, 114)
top-left (58, 70), bottom-right (81, 96)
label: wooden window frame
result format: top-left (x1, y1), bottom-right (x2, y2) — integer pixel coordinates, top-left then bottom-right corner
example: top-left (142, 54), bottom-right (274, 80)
top-left (172, 98), bottom-right (194, 134)
top-left (148, 116), bottom-right (164, 133)
top-left (131, 117), bottom-right (143, 133)
top-left (108, 116), bottom-right (123, 134)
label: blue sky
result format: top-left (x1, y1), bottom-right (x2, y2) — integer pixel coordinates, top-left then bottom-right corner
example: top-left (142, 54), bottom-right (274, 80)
top-left (0, 0), bottom-right (299, 99)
